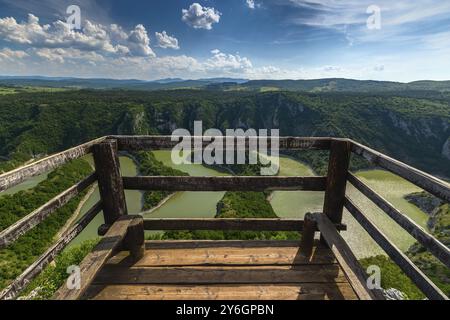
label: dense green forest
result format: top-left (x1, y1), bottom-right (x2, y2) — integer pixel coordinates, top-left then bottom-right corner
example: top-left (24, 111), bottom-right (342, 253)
top-left (2, 77), bottom-right (450, 93)
top-left (0, 88), bottom-right (449, 177)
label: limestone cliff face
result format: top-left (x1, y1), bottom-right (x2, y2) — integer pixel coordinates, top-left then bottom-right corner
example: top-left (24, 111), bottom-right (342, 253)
top-left (387, 111), bottom-right (449, 140)
top-left (117, 105), bottom-right (150, 135)
top-left (109, 92), bottom-right (450, 176)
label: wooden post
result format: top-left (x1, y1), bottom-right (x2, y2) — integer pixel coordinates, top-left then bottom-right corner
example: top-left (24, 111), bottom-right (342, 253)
top-left (301, 213), bottom-right (316, 257)
top-left (124, 216), bottom-right (145, 261)
top-left (93, 139), bottom-right (127, 230)
top-left (323, 139), bottom-right (352, 224)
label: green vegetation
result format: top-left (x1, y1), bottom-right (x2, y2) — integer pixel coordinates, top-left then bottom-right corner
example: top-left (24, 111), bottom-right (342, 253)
top-left (0, 86), bottom-right (70, 95)
top-left (134, 151), bottom-right (188, 210)
top-left (0, 159), bottom-right (92, 290)
top-left (18, 239), bottom-right (98, 300)
top-left (0, 152), bottom-right (30, 173)
top-left (405, 192), bottom-right (450, 296)
top-left (1, 89), bottom-right (448, 177)
top-left (359, 255), bottom-right (424, 300)
top-left (4, 78), bottom-right (450, 92)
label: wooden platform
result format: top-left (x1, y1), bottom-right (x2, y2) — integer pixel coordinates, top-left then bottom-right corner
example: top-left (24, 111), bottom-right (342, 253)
top-left (82, 240), bottom-right (359, 300)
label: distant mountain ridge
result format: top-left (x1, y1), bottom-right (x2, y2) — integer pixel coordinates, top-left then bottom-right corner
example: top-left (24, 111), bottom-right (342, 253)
top-left (1, 76), bottom-right (450, 92)
top-left (0, 76), bottom-right (248, 90)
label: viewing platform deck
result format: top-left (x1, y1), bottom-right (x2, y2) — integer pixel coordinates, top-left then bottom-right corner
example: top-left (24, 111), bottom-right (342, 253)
top-left (1, 135), bottom-right (449, 300)
top-left (83, 240), bottom-right (358, 300)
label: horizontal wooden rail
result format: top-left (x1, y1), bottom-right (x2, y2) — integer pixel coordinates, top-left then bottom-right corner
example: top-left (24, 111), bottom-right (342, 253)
top-left (312, 213), bottom-right (383, 300)
top-left (351, 140), bottom-right (450, 203)
top-left (0, 201), bottom-right (102, 300)
top-left (111, 135), bottom-right (331, 151)
top-left (348, 173), bottom-right (450, 268)
top-left (54, 215), bottom-right (140, 300)
top-left (0, 173), bottom-right (97, 249)
top-left (0, 137), bottom-right (105, 193)
top-left (344, 197), bottom-right (448, 300)
top-left (123, 176), bottom-right (327, 191)
top-left (143, 218), bottom-right (347, 232)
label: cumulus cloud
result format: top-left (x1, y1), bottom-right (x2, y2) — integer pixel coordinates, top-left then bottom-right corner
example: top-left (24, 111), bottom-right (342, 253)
top-left (246, 0), bottom-right (258, 9)
top-left (182, 3), bottom-right (221, 30)
top-left (33, 47), bottom-right (106, 64)
top-left (0, 13), bottom-right (155, 57)
top-left (0, 48), bottom-right (29, 61)
top-left (155, 31), bottom-right (179, 49)
top-left (127, 24), bottom-right (154, 56)
top-left (204, 49), bottom-right (252, 72)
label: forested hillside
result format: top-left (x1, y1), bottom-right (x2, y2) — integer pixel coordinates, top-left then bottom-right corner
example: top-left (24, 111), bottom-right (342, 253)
top-left (0, 88), bottom-right (449, 177)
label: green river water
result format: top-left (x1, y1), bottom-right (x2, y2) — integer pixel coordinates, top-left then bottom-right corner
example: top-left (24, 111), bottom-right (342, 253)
top-left (3, 151), bottom-right (429, 258)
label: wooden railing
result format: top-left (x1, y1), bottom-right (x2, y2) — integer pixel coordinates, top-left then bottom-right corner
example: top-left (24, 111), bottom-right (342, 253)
top-left (0, 136), bottom-right (448, 300)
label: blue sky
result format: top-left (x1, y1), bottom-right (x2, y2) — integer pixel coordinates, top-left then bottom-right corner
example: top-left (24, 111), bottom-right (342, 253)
top-left (1, 0), bottom-right (450, 81)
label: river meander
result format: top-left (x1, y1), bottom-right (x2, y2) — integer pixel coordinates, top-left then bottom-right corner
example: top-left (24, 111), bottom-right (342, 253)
top-left (19, 151), bottom-right (425, 258)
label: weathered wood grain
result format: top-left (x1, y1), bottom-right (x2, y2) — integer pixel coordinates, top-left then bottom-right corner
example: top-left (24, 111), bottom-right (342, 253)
top-left (123, 176), bottom-right (327, 191)
top-left (123, 216), bottom-right (144, 262)
top-left (0, 173), bottom-right (97, 249)
top-left (85, 283), bottom-right (357, 300)
top-left (0, 201), bottom-right (102, 300)
top-left (111, 135), bottom-right (332, 151)
top-left (142, 218), bottom-right (347, 232)
top-left (351, 140), bottom-right (450, 203)
top-left (53, 215), bottom-right (136, 300)
top-left (313, 212), bottom-right (383, 300)
top-left (93, 139), bottom-right (127, 225)
top-left (348, 173), bottom-right (450, 268)
top-left (300, 213), bottom-right (317, 257)
top-left (0, 137), bottom-right (105, 193)
top-left (144, 240), bottom-right (304, 249)
top-left (145, 218), bottom-right (297, 231)
top-left (344, 197), bottom-right (448, 300)
top-left (107, 244), bottom-right (336, 267)
top-left (323, 139), bottom-right (351, 224)
top-left (93, 264), bottom-right (348, 285)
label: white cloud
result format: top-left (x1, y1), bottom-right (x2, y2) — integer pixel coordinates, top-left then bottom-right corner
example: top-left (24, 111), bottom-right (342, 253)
top-left (204, 49), bottom-right (253, 73)
top-left (284, 0), bottom-right (450, 45)
top-left (246, 0), bottom-right (255, 9)
top-left (182, 3), bottom-right (221, 30)
top-left (127, 24), bottom-right (154, 56)
top-left (33, 47), bottom-right (106, 64)
top-left (0, 48), bottom-right (29, 62)
top-left (155, 31), bottom-right (179, 49)
top-left (0, 14), bottom-right (155, 57)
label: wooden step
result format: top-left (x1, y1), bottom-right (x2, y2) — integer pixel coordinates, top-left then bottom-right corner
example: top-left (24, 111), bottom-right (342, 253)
top-left (84, 240), bottom-right (359, 300)
top-left (85, 283), bottom-right (357, 300)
